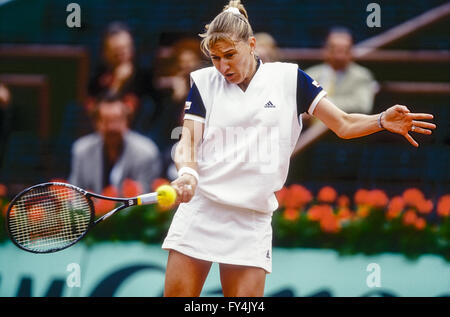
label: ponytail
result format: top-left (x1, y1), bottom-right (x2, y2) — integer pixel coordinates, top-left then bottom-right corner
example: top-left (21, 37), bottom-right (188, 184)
top-left (224, 0), bottom-right (249, 20)
top-left (199, 0), bottom-right (253, 56)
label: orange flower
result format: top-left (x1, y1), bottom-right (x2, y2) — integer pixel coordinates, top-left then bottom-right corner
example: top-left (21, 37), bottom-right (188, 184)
top-left (386, 196), bottom-right (405, 220)
top-left (437, 195), bottom-right (450, 217)
top-left (388, 196), bottom-right (405, 213)
top-left (122, 179), bottom-right (143, 198)
top-left (306, 203), bottom-right (339, 232)
top-left (414, 217), bottom-right (426, 231)
top-left (307, 204), bottom-right (333, 222)
top-left (275, 187), bottom-right (289, 206)
top-left (354, 189), bottom-right (370, 205)
top-left (317, 186), bottom-right (337, 204)
top-left (367, 189), bottom-right (389, 208)
top-left (0, 183), bottom-right (7, 197)
top-left (337, 195), bottom-right (350, 208)
top-left (402, 209), bottom-right (418, 226)
top-left (307, 205), bottom-right (322, 221)
top-left (151, 178), bottom-right (170, 192)
top-left (386, 208), bottom-right (401, 220)
top-left (283, 208), bottom-right (300, 222)
top-left (292, 184), bottom-right (313, 206)
top-left (417, 199), bottom-right (433, 214)
top-left (95, 185), bottom-right (119, 215)
top-left (337, 207), bottom-right (352, 220)
top-left (284, 184), bottom-right (312, 209)
top-left (320, 213), bottom-right (341, 234)
top-left (403, 188), bottom-right (425, 208)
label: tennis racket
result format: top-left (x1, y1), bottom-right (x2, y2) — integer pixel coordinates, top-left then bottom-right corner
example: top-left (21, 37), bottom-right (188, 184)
top-left (5, 182), bottom-right (177, 254)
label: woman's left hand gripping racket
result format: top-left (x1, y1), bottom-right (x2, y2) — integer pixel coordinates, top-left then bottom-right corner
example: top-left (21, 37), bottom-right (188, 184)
top-left (5, 182), bottom-right (177, 253)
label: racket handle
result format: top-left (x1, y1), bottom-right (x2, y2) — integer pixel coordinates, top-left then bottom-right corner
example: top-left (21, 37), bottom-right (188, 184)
top-left (137, 192), bottom-right (158, 205)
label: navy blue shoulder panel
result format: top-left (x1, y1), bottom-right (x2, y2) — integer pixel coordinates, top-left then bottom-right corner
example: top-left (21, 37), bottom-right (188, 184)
top-left (184, 83), bottom-right (206, 118)
top-left (296, 68), bottom-right (324, 115)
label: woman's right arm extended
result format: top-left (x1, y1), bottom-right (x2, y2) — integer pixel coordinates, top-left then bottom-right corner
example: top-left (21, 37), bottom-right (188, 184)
top-left (171, 118), bottom-right (204, 203)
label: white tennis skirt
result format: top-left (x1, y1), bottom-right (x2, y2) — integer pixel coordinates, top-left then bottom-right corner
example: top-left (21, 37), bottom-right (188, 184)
top-left (162, 191), bottom-right (273, 273)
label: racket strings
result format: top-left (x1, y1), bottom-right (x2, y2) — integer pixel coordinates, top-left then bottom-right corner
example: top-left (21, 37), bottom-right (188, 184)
top-left (9, 188), bottom-right (89, 250)
top-left (8, 185), bottom-right (92, 252)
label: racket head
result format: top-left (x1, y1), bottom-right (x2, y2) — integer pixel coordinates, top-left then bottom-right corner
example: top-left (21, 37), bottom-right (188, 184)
top-left (5, 182), bottom-right (94, 253)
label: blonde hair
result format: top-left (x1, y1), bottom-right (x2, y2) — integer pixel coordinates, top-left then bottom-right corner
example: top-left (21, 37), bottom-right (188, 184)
top-left (199, 0), bottom-right (253, 56)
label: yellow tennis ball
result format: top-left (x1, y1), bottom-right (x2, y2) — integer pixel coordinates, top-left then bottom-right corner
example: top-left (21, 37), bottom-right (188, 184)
top-left (156, 185), bottom-right (177, 208)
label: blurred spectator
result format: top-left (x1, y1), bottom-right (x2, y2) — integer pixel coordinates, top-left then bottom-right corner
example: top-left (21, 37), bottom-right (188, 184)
top-left (156, 38), bottom-right (204, 122)
top-left (294, 28), bottom-right (378, 154)
top-left (86, 22), bottom-right (162, 134)
top-left (155, 38), bottom-right (205, 177)
top-left (0, 83), bottom-right (12, 167)
top-left (69, 95), bottom-right (162, 194)
top-left (170, 38), bottom-right (205, 103)
top-left (305, 27), bottom-right (378, 115)
top-left (254, 32), bottom-right (280, 62)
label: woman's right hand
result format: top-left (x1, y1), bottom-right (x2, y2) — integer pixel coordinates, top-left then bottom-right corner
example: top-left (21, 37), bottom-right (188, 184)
top-left (171, 174), bottom-right (198, 204)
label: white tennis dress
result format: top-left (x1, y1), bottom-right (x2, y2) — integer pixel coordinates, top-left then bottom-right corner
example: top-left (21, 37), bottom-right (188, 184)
top-left (162, 60), bottom-right (326, 273)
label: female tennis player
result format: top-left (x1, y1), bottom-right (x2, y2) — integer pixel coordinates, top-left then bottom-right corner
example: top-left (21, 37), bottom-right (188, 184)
top-left (162, 0), bottom-right (436, 297)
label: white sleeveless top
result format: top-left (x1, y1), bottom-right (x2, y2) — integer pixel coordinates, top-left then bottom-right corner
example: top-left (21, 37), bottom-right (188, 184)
top-left (183, 60), bottom-right (326, 213)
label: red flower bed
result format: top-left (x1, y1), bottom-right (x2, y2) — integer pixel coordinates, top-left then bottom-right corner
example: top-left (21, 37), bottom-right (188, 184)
top-left (1, 181), bottom-right (449, 261)
top-left (273, 184), bottom-right (449, 260)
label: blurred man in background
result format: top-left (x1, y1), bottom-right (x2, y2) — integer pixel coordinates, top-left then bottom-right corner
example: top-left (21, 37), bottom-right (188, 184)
top-left (295, 28), bottom-right (378, 153)
top-left (69, 95), bottom-right (162, 194)
top-left (305, 27), bottom-right (378, 115)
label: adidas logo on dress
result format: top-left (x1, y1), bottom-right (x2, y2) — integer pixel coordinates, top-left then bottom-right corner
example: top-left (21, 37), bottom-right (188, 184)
top-left (264, 101), bottom-right (275, 108)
